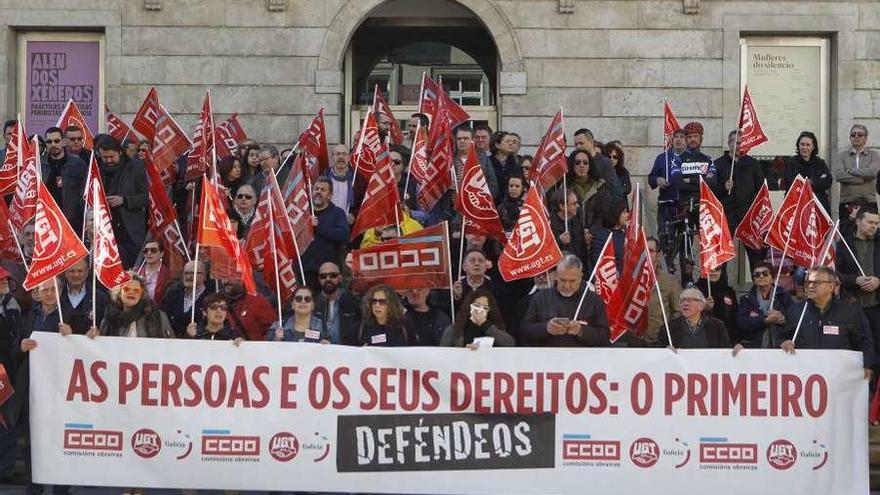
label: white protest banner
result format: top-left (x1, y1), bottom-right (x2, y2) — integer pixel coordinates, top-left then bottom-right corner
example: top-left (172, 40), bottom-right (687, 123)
top-left (29, 333), bottom-right (867, 494)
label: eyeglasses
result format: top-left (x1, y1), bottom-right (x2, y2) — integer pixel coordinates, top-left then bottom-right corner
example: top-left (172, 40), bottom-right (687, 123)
top-left (142, 247), bottom-right (160, 254)
top-left (609, 155), bottom-right (619, 160)
top-left (46, 139), bottom-right (62, 144)
top-left (121, 285), bottom-right (143, 294)
top-left (752, 270), bottom-right (771, 277)
top-left (574, 160), bottom-right (589, 165)
top-left (294, 295), bottom-right (313, 303)
top-left (851, 133), bottom-right (866, 138)
top-left (236, 194), bottom-right (254, 200)
top-left (68, 136), bottom-right (84, 142)
top-left (370, 298), bottom-right (388, 306)
top-left (390, 159), bottom-right (403, 165)
top-left (207, 303), bottom-right (228, 311)
top-left (318, 272), bottom-right (340, 279)
top-left (680, 297), bottom-right (703, 304)
top-left (805, 279), bottom-right (835, 286)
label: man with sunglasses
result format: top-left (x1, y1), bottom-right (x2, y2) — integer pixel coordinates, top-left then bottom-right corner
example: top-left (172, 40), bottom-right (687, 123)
top-left (835, 124), bottom-right (880, 234)
top-left (736, 261), bottom-right (792, 348)
top-left (41, 126), bottom-right (88, 231)
top-left (779, 267), bottom-right (877, 378)
top-left (64, 125), bottom-right (91, 163)
top-left (313, 261), bottom-right (361, 345)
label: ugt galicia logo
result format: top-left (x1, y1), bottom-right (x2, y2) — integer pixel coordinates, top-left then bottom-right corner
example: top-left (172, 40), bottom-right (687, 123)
top-left (131, 428), bottom-right (161, 459)
top-left (268, 432), bottom-right (299, 462)
top-left (766, 439), bottom-right (797, 470)
top-left (629, 437), bottom-right (660, 468)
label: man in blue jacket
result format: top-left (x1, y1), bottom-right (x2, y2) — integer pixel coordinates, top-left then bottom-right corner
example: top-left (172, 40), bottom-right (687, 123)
top-left (301, 176), bottom-right (350, 291)
top-left (648, 128), bottom-right (687, 255)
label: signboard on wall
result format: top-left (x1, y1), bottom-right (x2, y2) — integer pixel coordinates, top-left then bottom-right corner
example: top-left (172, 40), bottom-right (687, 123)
top-left (740, 38), bottom-right (829, 159)
top-left (18, 33), bottom-right (104, 136)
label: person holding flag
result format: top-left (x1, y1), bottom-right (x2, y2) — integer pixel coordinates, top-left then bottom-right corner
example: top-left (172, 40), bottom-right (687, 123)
top-left (713, 130), bottom-right (765, 229)
top-left (649, 128), bottom-right (686, 258)
top-left (96, 138), bottom-right (147, 268)
top-left (658, 287), bottom-right (740, 351)
top-left (837, 206), bottom-right (880, 354)
top-left (39, 126), bottom-right (88, 231)
top-left (735, 261), bottom-right (792, 349)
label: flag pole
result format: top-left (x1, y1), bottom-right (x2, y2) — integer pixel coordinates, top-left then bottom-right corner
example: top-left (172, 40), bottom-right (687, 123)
top-left (81, 149), bottom-right (94, 240)
top-left (573, 234), bottom-right (611, 319)
top-left (644, 233), bottom-right (673, 346)
top-left (173, 219), bottom-right (192, 261)
top-left (402, 121), bottom-right (421, 208)
top-left (9, 219), bottom-right (28, 270)
top-left (352, 107), bottom-right (372, 180)
top-left (53, 276), bottom-right (65, 326)
top-left (560, 107), bottom-right (568, 234)
top-left (457, 220), bottom-right (466, 281)
top-left (835, 224), bottom-right (868, 277)
top-left (91, 180), bottom-right (98, 329)
top-left (275, 142), bottom-right (300, 178)
top-left (267, 183), bottom-right (284, 330)
top-left (190, 181), bottom-right (203, 325)
top-left (443, 221), bottom-right (455, 325)
top-left (790, 220), bottom-right (841, 345)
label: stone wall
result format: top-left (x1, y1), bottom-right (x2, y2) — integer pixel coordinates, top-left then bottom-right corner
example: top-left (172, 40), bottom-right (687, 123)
top-left (0, 0), bottom-right (877, 180)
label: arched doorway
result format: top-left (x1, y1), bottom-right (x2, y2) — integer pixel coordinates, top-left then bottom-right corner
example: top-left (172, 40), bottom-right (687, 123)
top-left (337, 0), bottom-right (505, 143)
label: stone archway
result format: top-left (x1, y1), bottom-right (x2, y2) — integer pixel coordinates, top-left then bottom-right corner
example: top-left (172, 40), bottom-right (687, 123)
top-left (315, 0), bottom-right (525, 95)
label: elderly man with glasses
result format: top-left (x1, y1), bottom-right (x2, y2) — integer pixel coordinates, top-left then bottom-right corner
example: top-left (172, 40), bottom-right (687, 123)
top-left (834, 124), bottom-right (880, 233)
top-left (658, 287), bottom-right (740, 353)
top-left (778, 266), bottom-right (877, 379)
top-left (735, 261), bottom-right (792, 348)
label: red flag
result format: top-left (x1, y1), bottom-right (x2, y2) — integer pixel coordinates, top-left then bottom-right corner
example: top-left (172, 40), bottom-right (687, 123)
top-left (186, 92), bottom-right (216, 181)
top-left (817, 221), bottom-right (837, 268)
top-left (591, 235), bottom-right (618, 305)
top-left (765, 177), bottom-right (832, 268)
top-left (351, 109), bottom-right (382, 179)
top-left (0, 364), bottom-right (12, 409)
top-left (23, 182), bottom-right (89, 290)
top-left (607, 227), bottom-right (656, 342)
top-left (420, 114), bottom-right (454, 211)
top-left (215, 114), bottom-right (247, 159)
top-left (197, 179), bottom-right (257, 294)
top-left (699, 178), bottom-right (735, 273)
top-left (297, 108), bottom-right (329, 180)
top-left (132, 87), bottom-right (191, 183)
top-left (0, 119), bottom-right (24, 196)
top-left (408, 123), bottom-right (430, 184)
top-left (86, 157), bottom-right (132, 290)
top-left (372, 86), bottom-right (404, 145)
top-left (56, 99), bottom-right (94, 150)
top-left (498, 184), bottom-right (562, 281)
top-left (626, 184), bottom-right (642, 247)
top-left (734, 180), bottom-right (773, 251)
top-left (351, 144), bottom-right (403, 239)
top-left (663, 102), bottom-right (682, 149)
top-left (737, 85), bottom-right (769, 155)
top-left (410, 123), bottom-right (449, 211)
top-left (455, 145), bottom-right (505, 242)
top-left (279, 153), bottom-right (315, 255)
top-left (9, 135), bottom-right (39, 230)
top-left (246, 172), bottom-right (299, 301)
top-left (532, 109), bottom-right (567, 191)
top-left (144, 152), bottom-right (189, 274)
top-left (419, 74), bottom-right (469, 129)
top-left (105, 106), bottom-right (139, 143)
top-left (0, 201), bottom-right (20, 261)
top-left (351, 223), bottom-right (450, 292)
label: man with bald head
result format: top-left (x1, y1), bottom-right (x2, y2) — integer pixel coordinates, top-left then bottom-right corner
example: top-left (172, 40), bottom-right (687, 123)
top-left (160, 259), bottom-right (216, 337)
top-left (327, 143), bottom-right (356, 224)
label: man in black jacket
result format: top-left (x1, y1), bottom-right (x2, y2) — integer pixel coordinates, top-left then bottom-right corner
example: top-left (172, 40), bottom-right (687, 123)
top-left (521, 255), bottom-right (609, 347)
top-left (779, 266), bottom-right (877, 378)
top-left (314, 261), bottom-right (361, 345)
top-left (836, 207), bottom-right (880, 355)
top-left (97, 137), bottom-right (148, 268)
top-left (42, 126), bottom-right (88, 231)
top-left (161, 259), bottom-right (215, 338)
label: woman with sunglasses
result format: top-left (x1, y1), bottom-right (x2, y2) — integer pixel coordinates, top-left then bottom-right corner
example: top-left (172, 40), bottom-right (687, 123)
top-left (735, 261), bottom-right (792, 348)
top-left (359, 284), bottom-right (407, 347)
top-left (440, 289), bottom-right (514, 348)
top-left (269, 286), bottom-right (328, 343)
top-left (96, 275), bottom-right (174, 339)
top-left (566, 149), bottom-right (612, 231)
top-left (602, 141), bottom-right (631, 198)
top-left (185, 293), bottom-right (243, 345)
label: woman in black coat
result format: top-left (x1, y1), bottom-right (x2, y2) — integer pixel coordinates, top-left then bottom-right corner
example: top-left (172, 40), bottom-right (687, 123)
top-left (782, 131), bottom-right (832, 212)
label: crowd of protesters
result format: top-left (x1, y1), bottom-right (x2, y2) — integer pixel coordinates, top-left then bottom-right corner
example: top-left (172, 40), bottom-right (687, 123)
top-left (1, 114), bottom-right (880, 489)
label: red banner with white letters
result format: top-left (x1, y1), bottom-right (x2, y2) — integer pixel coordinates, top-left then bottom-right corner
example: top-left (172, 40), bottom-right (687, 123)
top-left (351, 223), bottom-right (450, 292)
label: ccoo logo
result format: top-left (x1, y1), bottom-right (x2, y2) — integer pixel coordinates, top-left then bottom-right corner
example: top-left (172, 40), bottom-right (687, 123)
top-left (766, 439), bottom-right (797, 470)
top-left (269, 432), bottom-right (299, 462)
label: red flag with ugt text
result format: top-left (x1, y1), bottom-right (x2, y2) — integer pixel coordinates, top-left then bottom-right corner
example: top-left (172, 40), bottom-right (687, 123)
top-left (279, 153), bottom-right (315, 255)
top-left (0, 201), bottom-right (20, 261)
top-left (215, 114), bottom-right (247, 159)
top-left (0, 119), bottom-right (24, 196)
top-left (410, 123), bottom-right (448, 211)
top-left (86, 159), bottom-right (132, 290)
top-left (23, 182), bottom-right (89, 290)
top-left (56, 99), bottom-right (94, 150)
top-left (245, 172), bottom-right (300, 301)
top-left (105, 107), bottom-right (139, 143)
top-left (351, 223), bottom-right (451, 292)
top-left (373, 86), bottom-right (404, 145)
top-left (297, 108), bottom-right (329, 180)
top-left (197, 179), bottom-right (257, 294)
top-left (133, 87), bottom-right (191, 184)
top-left (765, 176), bottom-right (832, 268)
top-left (408, 123), bottom-right (430, 184)
top-left (499, 184), bottom-right (562, 281)
top-left (186, 91), bottom-right (216, 181)
top-left (532, 109), bottom-right (567, 191)
top-left (419, 74), bottom-right (470, 129)
top-left (351, 109), bottom-right (382, 179)
top-left (422, 113), bottom-right (454, 211)
top-left (663, 102), bottom-right (682, 149)
top-left (455, 145), bottom-right (505, 242)
top-left (351, 145), bottom-right (403, 239)
top-left (699, 178), bottom-right (735, 273)
top-left (144, 152), bottom-right (189, 274)
top-left (734, 180), bottom-right (773, 251)
top-left (9, 135), bottom-right (39, 230)
top-left (737, 85), bottom-right (769, 155)
top-left (607, 227), bottom-right (656, 342)
top-left (592, 235), bottom-right (618, 305)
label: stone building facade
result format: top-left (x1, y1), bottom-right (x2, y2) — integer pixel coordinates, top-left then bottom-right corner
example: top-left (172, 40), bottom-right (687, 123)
top-left (1, 0), bottom-right (878, 183)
